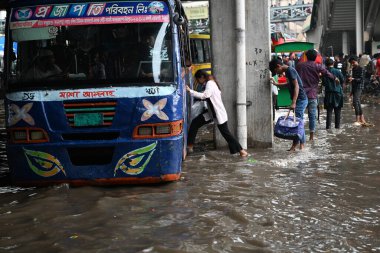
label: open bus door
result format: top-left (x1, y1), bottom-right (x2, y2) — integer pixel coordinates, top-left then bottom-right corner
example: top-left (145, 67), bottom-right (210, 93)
top-left (273, 42), bottom-right (314, 108)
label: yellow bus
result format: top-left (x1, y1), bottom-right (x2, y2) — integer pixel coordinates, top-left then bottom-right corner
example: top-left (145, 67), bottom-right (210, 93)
top-left (190, 34), bottom-right (212, 76)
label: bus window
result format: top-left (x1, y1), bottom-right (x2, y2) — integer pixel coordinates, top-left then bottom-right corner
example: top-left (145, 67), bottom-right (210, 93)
top-left (202, 39), bottom-right (211, 63)
top-left (8, 23), bottom-right (174, 89)
top-left (190, 36), bottom-right (211, 64)
top-left (190, 34), bottom-right (212, 74)
top-left (193, 40), bottom-right (204, 63)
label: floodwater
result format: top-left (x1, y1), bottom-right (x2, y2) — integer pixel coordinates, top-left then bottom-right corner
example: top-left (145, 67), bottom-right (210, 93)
top-left (0, 100), bottom-right (380, 253)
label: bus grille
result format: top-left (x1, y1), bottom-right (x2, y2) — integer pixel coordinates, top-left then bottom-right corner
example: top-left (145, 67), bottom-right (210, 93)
top-left (64, 100), bottom-right (117, 127)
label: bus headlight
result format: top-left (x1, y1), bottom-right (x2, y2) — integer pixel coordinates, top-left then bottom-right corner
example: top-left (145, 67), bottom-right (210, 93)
top-left (155, 125), bottom-right (171, 135)
top-left (8, 127), bottom-right (49, 144)
top-left (30, 130), bottom-right (46, 140)
top-left (138, 126), bottom-right (153, 136)
top-left (133, 120), bottom-right (183, 139)
top-left (13, 130), bottom-right (27, 141)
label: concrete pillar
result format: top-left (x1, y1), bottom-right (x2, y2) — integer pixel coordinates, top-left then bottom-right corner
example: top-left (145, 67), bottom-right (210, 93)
top-left (209, 0), bottom-right (236, 149)
top-left (210, 0), bottom-right (272, 149)
top-left (342, 31), bottom-right (349, 56)
top-left (355, 0), bottom-right (363, 55)
top-left (246, 0), bottom-right (272, 148)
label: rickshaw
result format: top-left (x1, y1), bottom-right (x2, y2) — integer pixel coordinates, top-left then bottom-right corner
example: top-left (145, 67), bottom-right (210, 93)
top-left (273, 42), bottom-right (315, 107)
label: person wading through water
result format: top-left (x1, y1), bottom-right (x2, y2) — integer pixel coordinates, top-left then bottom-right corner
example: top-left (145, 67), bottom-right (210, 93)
top-left (186, 70), bottom-right (248, 157)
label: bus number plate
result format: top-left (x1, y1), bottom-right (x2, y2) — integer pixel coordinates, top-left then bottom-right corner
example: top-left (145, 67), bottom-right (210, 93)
top-left (74, 113), bottom-right (104, 127)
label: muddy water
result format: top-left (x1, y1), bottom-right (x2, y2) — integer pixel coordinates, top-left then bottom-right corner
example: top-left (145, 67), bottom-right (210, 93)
top-left (0, 102), bottom-right (379, 253)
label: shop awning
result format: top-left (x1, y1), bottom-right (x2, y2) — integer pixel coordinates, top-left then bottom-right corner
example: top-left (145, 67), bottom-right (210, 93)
top-left (274, 42), bottom-right (314, 53)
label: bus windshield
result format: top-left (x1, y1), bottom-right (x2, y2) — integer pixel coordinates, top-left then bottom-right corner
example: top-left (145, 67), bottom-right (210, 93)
top-left (8, 22), bottom-right (174, 89)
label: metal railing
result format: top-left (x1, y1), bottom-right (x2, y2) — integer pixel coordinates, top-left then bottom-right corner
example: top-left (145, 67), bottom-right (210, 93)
top-left (270, 4), bottom-right (313, 23)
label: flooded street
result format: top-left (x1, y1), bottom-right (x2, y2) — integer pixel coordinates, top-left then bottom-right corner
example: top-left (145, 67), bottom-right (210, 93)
top-left (0, 101), bottom-right (380, 253)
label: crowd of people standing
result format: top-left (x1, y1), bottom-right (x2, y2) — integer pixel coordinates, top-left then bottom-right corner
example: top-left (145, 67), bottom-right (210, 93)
top-left (184, 49), bottom-right (379, 155)
top-left (270, 50), bottom-right (379, 151)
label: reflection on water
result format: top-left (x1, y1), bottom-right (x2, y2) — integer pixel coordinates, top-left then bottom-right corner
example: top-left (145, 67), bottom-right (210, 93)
top-left (0, 103), bottom-right (379, 252)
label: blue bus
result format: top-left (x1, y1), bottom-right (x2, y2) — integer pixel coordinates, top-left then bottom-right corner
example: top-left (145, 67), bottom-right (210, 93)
top-left (1, 0), bottom-right (192, 186)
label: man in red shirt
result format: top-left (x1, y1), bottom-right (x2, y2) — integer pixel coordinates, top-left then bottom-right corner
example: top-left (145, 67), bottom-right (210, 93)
top-left (296, 50), bottom-right (335, 141)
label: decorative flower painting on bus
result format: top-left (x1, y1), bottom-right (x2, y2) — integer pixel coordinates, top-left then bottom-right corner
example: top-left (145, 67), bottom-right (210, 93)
top-left (114, 142), bottom-right (157, 176)
top-left (148, 2), bottom-right (165, 14)
top-left (24, 148), bottom-right (66, 177)
top-left (141, 98), bottom-right (169, 121)
top-left (8, 103), bottom-right (35, 126)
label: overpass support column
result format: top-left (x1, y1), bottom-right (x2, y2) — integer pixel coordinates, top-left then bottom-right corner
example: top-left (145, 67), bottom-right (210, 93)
top-left (355, 0), bottom-right (363, 55)
top-left (342, 31), bottom-right (349, 56)
top-left (210, 0), bottom-right (271, 149)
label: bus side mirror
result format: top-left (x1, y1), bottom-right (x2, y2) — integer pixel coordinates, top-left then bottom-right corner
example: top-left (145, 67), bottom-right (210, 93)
top-left (173, 13), bottom-right (185, 26)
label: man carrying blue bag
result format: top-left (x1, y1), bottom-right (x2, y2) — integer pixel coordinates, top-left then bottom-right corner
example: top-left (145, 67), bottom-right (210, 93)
top-left (269, 58), bottom-right (308, 151)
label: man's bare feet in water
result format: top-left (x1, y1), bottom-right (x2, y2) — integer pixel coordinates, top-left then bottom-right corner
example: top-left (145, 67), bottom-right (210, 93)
top-left (288, 143), bottom-right (297, 151)
top-left (288, 143), bottom-right (305, 151)
top-left (309, 132), bottom-right (314, 141)
top-left (359, 115), bottom-right (366, 125)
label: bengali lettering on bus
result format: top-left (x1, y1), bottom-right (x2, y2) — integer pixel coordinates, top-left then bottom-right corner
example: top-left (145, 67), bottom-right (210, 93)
top-left (10, 1), bottom-right (169, 29)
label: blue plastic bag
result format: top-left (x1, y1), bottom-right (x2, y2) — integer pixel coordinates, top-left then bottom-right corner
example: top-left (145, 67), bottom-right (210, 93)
top-left (274, 111), bottom-right (304, 141)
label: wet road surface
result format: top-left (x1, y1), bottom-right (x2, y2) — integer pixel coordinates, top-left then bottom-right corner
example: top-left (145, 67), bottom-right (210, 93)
top-left (0, 101), bottom-right (379, 252)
